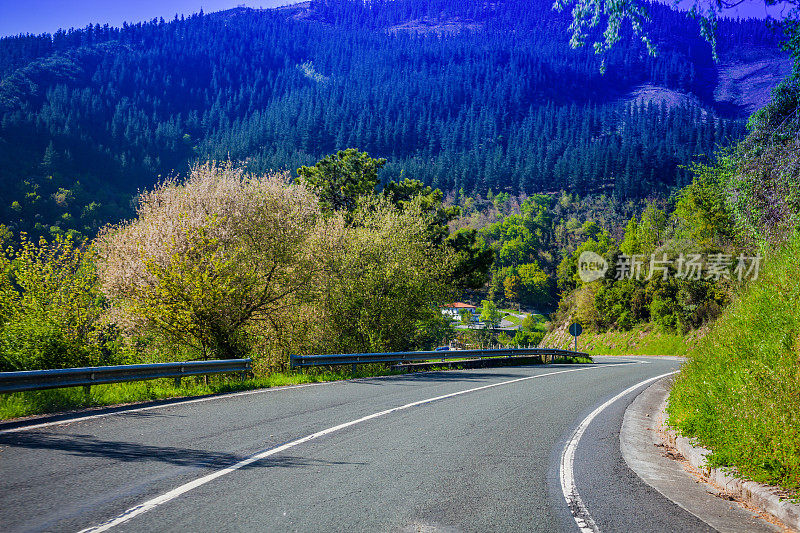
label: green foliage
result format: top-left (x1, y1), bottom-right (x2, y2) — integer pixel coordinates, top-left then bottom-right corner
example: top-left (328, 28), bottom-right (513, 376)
top-left (413, 310), bottom-right (457, 351)
top-left (384, 177), bottom-right (460, 240)
top-left (446, 229), bottom-right (495, 291)
top-left (0, 235), bottom-right (120, 371)
top-left (554, 0), bottom-right (800, 75)
top-left (479, 300), bottom-right (503, 328)
top-left (517, 262), bottom-right (552, 308)
top-left (634, 206), bottom-right (668, 255)
top-left (668, 231), bottom-right (800, 492)
top-left (297, 148), bottom-right (385, 212)
top-left (510, 313), bottom-right (548, 346)
top-left (553, 170), bottom-right (737, 335)
top-left (557, 229), bottom-right (616, 292)
top-left (316, 196), bottom-right (457, 354)
top-left (727, 80), bottom-right (800, 249)
top-left (673, 160), bottom-right (734, 249)
top-left (554, 0), bottom-right (655, 72)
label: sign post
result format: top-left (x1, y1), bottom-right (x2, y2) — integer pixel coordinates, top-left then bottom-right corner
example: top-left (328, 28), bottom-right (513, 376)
top-left (568, 322), bottom-right (583, 353)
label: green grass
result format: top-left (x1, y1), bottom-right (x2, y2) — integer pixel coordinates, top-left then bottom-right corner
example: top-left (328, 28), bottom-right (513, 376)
top-left (543, 324), bottom-right (695, 356)
top-left (0, 365), bottom-right (402, 421)
top-left (502, 314), bottom-right (522, 326)
top-left (579, 327), bottom-right (695, 356)
top-left (667, 233), bottom-right (800, 494)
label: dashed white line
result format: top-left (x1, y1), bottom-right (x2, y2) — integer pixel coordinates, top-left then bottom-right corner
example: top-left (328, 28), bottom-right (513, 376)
top-left (559, 371), bottom-right (679, 533)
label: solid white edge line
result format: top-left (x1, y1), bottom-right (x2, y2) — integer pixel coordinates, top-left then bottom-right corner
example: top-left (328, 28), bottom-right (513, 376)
top-left (559, 370), bottom-right (679, 533)
top-left (78, 363), bottom-right (634, 533)
top-left (1, 376), bottom-right (380, 435)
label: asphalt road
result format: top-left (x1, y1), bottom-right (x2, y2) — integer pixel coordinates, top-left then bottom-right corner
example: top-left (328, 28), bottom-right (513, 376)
top-left (0, 357), bottom-right (722, 532)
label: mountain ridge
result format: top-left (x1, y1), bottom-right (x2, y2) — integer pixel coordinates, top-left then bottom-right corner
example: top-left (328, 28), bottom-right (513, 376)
top-left (0, 0), bottom-right (791, 241)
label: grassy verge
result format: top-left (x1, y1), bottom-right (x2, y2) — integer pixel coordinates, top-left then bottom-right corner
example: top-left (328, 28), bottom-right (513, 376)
top-left (0, 365), bottom-right (402, 421)
top-left (541, 323), bottom-right (696, 356)
top-left (667, 233), bottom-right (800, 494)
top-left (579, 327), bottom-right (695, 356)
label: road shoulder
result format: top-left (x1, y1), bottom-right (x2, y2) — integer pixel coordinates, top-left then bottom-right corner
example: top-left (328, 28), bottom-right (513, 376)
top-left (620, 376), bottom-right (783, 533)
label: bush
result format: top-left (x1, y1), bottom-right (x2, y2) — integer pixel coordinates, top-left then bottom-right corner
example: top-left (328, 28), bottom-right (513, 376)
top-left (314, 196), bottom-right (457, 354)
top-left (0, 235), bottom-right (120, 371)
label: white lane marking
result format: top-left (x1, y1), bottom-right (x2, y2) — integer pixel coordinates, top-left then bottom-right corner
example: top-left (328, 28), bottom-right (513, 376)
top-left (78, 363), bottom-right (635, 532)
top-left (1, 358), bottom-right (651, 435)
top-left (0, 381), bottom-right (345, 435)
top-left (559, 371), bottom-right (679, 533)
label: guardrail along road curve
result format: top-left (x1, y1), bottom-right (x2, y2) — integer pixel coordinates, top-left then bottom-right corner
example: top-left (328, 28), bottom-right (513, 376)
top-left (0, 356), bottom-right (754, 532)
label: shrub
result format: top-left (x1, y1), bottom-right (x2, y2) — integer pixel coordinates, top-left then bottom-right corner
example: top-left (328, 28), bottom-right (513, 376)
top-left (314, 196), bottom-right (457, 354)
top-left (0, 235), bottom-right (117, 371)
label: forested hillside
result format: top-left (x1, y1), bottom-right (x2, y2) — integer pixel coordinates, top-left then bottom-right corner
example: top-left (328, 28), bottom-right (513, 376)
top-left (0, 0), bottom-right (786, 240)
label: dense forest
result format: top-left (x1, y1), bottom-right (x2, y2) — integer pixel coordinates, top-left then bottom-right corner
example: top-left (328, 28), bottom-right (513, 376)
top-left (0, 0), bottom-right (784, 241)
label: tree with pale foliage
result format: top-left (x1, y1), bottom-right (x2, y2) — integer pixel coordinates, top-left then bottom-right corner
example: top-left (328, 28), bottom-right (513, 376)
top-left (96, 163), bottom-right (336, 361)
top-left (504, 275), bottom-right (521, 305)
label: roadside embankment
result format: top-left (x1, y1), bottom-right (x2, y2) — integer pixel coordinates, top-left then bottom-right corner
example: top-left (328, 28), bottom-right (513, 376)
top-left (541, 321), bottom-right (699, 356)
top-left (668, 232), bottom-right (800, 496)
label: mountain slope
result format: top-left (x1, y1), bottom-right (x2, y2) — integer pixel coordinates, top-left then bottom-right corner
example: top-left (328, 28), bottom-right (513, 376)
top-left (0, 0), bottom-right (789, 240)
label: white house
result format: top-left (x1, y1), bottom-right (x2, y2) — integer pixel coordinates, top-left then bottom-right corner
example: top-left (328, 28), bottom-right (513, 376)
top-left (441, 302), bottom-right (478, 321)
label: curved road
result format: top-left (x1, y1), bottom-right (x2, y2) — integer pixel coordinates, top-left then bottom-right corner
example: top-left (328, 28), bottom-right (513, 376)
top-left (0, 357), bottom-right (743, 532)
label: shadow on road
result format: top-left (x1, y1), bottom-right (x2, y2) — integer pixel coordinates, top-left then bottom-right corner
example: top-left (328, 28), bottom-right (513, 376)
top-left (0, 431), bottom-right (365, 469)
top-left (352, 361), bottom-right (638, 386)
top-left (354, 370), bottom-right (525, 385)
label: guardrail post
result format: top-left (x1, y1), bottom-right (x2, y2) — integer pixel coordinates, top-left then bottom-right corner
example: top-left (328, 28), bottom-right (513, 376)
top-left (174, 364), bottom-right (184, 388)
top-left (83, 384), bottom-right (91, 402)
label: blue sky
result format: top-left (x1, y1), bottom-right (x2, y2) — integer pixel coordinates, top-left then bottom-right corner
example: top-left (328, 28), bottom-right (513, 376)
top-left (0, 0), bottom-right (790, 39)
top-left (0, 0), bottom-right (297, 38)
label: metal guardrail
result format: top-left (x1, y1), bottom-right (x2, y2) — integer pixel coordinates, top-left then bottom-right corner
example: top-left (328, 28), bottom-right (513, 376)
top-left (0, 359), bottom-right (252, 394)
top-left (290, 348), bottom-right (589, 370)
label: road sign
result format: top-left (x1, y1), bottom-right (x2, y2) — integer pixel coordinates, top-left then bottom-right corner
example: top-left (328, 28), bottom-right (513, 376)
top-left (569, 322), bottom-right (582, 353)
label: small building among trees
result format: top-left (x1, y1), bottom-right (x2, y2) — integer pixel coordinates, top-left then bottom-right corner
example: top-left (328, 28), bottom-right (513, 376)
top-left (441, 302), bottom-right (477, 320)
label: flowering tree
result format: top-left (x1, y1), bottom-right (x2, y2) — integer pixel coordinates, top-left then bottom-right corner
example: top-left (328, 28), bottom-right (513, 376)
top-left (96, 163), bottom-right (333, 360)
